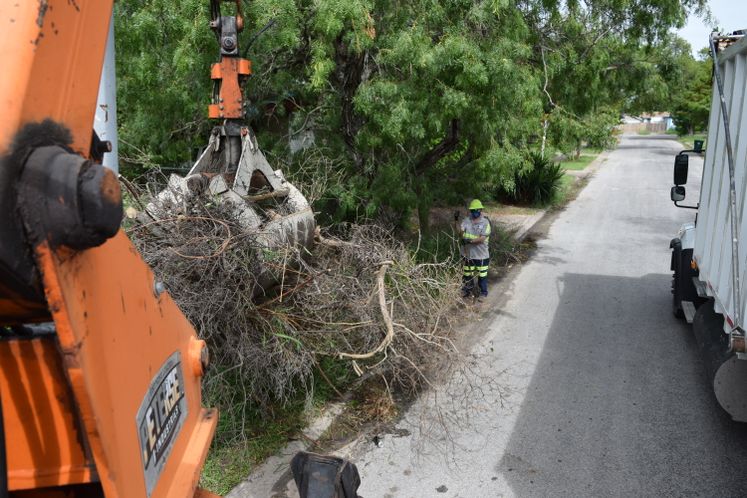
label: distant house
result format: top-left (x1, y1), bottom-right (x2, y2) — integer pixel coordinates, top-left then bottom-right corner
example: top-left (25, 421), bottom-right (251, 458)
top-left (621, 114), bottom-right (642, 124)
top-left (618, 112), bottom-right (672, 134)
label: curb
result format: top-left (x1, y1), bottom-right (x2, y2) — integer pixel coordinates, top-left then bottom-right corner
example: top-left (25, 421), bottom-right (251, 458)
top-left (512, 210), bottom-right (546, 243)
top-left (227, 403), bottom-right (345, 498)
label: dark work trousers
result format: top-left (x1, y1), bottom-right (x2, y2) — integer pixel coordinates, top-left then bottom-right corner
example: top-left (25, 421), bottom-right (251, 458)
top-left (463, 258), bottom-right (489, 296)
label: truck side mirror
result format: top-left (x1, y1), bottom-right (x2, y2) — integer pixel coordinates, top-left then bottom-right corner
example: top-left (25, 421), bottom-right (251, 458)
top-left (694, 139), bottom-right (704, 153)
top-left (674, 154), bottom-right (689, 185)
top-left (671, 185), bottom-right (686, 202)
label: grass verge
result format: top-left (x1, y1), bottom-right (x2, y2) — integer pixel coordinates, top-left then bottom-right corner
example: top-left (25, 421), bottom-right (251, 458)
top-left (199, 368), bottom-right (342, 494)
top-left (561, 154), bottom-right (596, 171)
top-left (678, 133), bottom-right (707, 150)
top-left (201, 420), bottom-right (300, 495)
top-left (559, 146), bottom-right (602, 172)
top-left (201, 375), bottom-right (402, 494)
top-left (200, 418), bottom-right (303, 495)
top-left (554, 174), bottom-right (576, 204)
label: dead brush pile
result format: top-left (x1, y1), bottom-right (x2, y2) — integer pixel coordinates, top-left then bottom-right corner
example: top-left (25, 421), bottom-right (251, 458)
top-left (125, 188), bottom-right (460, 443)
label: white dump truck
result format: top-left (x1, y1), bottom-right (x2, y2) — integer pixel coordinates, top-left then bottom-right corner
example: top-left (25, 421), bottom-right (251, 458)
top-left (670, 31), bottom-right (747, 421)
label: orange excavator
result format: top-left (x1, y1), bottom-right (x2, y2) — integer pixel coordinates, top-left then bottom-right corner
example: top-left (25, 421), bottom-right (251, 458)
top-left (0, 1), bottom-right (358, 497)
top-left (0, 0), bottom-right (217, 496)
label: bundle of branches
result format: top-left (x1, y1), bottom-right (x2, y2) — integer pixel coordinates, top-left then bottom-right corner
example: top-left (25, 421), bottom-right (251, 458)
top-left (125, 184), bottom-right (460, 443)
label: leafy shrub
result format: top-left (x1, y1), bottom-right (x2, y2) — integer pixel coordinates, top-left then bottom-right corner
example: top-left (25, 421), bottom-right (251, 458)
top-left (584, 108), bottom-right (620, 150)
top-left (497, 152), bottom-right (564, 205)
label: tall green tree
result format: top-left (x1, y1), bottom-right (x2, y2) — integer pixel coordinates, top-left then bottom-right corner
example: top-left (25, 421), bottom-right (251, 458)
top-left (115, 0), bottom-right (710, 226)
top-left (340, 1), bottom-right (542, 232)
top-left (519, 0), bottom-right (708, 155)
top-left (670, 50), bottom-right (712, 135)
top-left (115, 0), bottom-right (216, 170)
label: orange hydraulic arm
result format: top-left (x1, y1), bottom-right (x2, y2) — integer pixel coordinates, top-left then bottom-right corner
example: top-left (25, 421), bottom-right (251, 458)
top-left (0, 2), bottom-right (217, 497)
top-left (204, 0), bottom-right (253, 177)
top-left (207, 0), bottom-right (251, 121)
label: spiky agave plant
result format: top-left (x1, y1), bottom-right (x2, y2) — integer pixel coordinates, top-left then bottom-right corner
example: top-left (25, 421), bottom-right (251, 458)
top-left (504, 151), bottom-right (564, 205)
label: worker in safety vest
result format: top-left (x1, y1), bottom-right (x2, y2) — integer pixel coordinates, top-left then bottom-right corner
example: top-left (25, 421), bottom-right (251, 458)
top-left (456, 199), bottom-right (491, 299)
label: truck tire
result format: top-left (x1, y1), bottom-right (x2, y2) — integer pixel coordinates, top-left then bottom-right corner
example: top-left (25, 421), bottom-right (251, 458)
top-left (671, 239), bottom-right (702, 319)
top-left (692, 299), bottom-right (729, 378)
top-left (672, 279), bottom-right (685, 318)
top-left (691, 299), bottom-right (747, 422)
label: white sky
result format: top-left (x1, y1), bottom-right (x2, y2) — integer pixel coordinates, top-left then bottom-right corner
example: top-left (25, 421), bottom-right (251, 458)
top-left (677, 0), bottom-right (746, 56)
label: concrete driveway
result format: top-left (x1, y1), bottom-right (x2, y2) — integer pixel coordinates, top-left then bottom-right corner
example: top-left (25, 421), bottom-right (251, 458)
top-left (347, 135), bottom-right (747, 497)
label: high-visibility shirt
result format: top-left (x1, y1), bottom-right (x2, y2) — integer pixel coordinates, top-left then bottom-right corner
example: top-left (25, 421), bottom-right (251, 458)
top-left (460, 216), bottom-right (491, 260)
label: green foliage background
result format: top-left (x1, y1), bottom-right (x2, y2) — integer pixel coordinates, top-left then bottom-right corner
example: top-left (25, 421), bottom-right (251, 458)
top-left (670, 49), bottom-right (713, 135)
top-left (115, 0), bottom-right (710, 227)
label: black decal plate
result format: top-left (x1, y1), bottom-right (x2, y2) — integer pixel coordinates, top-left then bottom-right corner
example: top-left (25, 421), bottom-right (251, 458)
top-left (136, 351), bottom-right (187, 496)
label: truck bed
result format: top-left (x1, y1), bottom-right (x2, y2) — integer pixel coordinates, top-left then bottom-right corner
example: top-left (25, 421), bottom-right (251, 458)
top-left (694, 35), bottom-right (747, 329)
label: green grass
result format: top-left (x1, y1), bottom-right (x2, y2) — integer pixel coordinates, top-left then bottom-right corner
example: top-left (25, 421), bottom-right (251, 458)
top-left (583, 147), bottom-right (604, 154)
top-left (487, 221), bottom-right (522, 264)
top-left (637, 129), bottom-right (652, 136)
top-left (553, 174), bottom-right (576, 205)
top-left (559, 145), bottom-right (602, 171)
top-left (561, 154), bottom-right (597, 171)
top-left (199, 357), bottom-right (352, 494)
top-left (200, 412), bottom-right (305, 495)
top-left (200, 424), bottom-right (297, 495)
top-left (678, 133), bottom-right (707, 150)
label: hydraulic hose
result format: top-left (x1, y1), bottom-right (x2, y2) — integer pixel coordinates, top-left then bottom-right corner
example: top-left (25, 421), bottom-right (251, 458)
top-left (0, 392), bottom-right (7, 498)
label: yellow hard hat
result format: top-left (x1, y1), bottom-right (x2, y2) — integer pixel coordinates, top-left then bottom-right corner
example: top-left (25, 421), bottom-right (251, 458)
top-left (468, 199), bottom-right (484, 210)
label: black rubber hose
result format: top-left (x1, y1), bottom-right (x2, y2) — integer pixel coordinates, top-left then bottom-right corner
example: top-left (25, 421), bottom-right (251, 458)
top-left (0, 391), bottom-right (8, 498)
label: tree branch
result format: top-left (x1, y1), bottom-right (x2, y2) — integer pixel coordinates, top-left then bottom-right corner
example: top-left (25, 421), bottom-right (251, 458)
top-left (415, 119), bottom-right (460, 174)
top-left (333, 37), bottom-right (369, 169)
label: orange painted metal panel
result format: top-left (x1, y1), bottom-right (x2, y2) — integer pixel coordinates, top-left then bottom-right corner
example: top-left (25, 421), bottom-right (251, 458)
top-left (213, 58), bottom-right (246, 119)
top-left (238, 59), bottom-right (251, 75)
top-left (0, 1), bottom-right (113, 156)
top-left (208, 105), bottom-right (221, 119)
top-left (35, 234), bottom-right (217, 498)
top-left (210, 63), bottom-right (222, 80)
top-left (0, 337), bottom-right (95, 490)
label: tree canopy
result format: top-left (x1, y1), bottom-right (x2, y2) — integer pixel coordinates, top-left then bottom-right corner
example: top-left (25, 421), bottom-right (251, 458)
top-left (670, 48), bottom-right (712, 135)
top-left (115, 0), bottom-right (710, 229)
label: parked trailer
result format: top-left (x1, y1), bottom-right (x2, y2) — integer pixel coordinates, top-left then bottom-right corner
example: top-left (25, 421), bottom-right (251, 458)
top-left (670, 31), bottom-right (747, 421)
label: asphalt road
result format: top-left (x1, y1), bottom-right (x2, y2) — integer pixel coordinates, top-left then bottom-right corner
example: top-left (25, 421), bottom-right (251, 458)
top-left (347, 135), bottom-right (747, 497)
